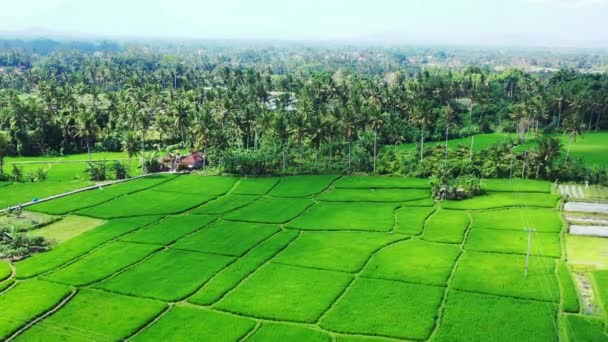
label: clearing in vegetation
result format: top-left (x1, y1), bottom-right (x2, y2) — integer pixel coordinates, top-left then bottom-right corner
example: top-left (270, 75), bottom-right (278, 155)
top-left (268, 175), bottom-right (338, 197)
top-left (224, 197), bottom-right (313, 224)
top-left (362, 239), bottom-right (461, 286)
top-left (320, 277), bottom-right (444, 340)
top-left (132, 305), bottom-right (256, 341)
top-left (272, 231), bottom-right (405, 272)
top-left (451, 251), bottom-right (560, 302)
top-left (173, 220), bottom-right (280, 256)
top-left (434, 290), bottom-right (558, 342)
top-left (190, 194), bottom-right (260, 215)
top-left (232, 177), bottom-right (280, 195)
top-left (216, 263), bottom-right (352, 322)
top-left (423, 209), bottom-right (470, 244)
top-left (16, 289), bottom-right (166, 342)
top-left (317, 188), bottom-right (429, 202)
top-left (287, 202), bottom-right (398, 232)
top-left (96, 249), bottom-right (233, 301)
top-left (26, 215), bottom-right (105, 243)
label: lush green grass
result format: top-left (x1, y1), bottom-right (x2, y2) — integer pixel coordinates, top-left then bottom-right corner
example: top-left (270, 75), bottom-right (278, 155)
top-left (335, 336), bottom-right (396, 342)
top-left (0, 280), bottom-right (72, 340)
top-left (174, 220), bottom-right (280, 256)
top-left (16, 161), bottom-right (140, 182)
top-left (188, 230), bottom-right (298, 305)
top-left (133, 306), bottom-right (256, 341)
top-left (273, 231), bottom-right (405, 272)
top-left (41, 241), bottom-right (161, 286)
top-left (152, 175), bottom-right (238, 195)
top-left (287, 202), bottom-right (397, 232)
top-left (471, 207), bottom-right (563, 233)
top-left (465, 229), bottom-right (561, 258)
top-left (561, 314), bottom-right (608, 342)
top-left (17, 289), bottom-right (166, 341)
top-left (96, 249), bottom-right (233, 301)
top-left (317, 188), bottom-right (430, 202)
top-left (442, 192), bottom-right (560, 210)
top-left (320, 278), bottom-right (444, 340)
top-left (334, 176), bottom-right (430, 189)
top-left (15, 216), bottom-right (161, 278)
top-left (216, 263), bottom-right (352, 322)
top-left (233, 177), bottom-right (280, 195)
top-left (120, 215), bottom-right (216, 245)
top-left (0, 211), bottom-right (58, 232)
top-left (396, 133), bottom-right (517, 152)
top-left (482, 178), bottom-right (552, 193)
top-left (434, 290), bottom-right (558, 342)
top-left (77, 189), bottom-right (215, 219)
top-left (28, 174), bottom-right (176, 215)
top-left (224, 197), bottom-right (313, 224)
top-left (26, 215), bottom-right (106, 243)
top-left (424, 209), bottom-right (469, 244)
top-left (395, 206), bottom-right (435, 235)
top-left (0, 261), bottom-right (10, 282)
top-left (593, 270), bottom-right (608, 318)
top-left (0, 279), bottom-right (15, 292)
top-left (452, 251), bottom-right (560, 302)
top-left (247, 322), bottom-right (331, 342)
top-left (362, 239), bottom-right (461, 286)
top-left (5, 151), bottom-right (130, 163)
top-left (191, 194), bottom-right (260, 214)
top-left (268, 175), bottom-right (338, 197)
top-left (558, 261), bottom-right (580, 313)
top-left (0, 181), bottom-right (91, 208)
top-left (566, 235), bottom-right (608, 269)
top-left (561, 131), bottom-right (608, 166)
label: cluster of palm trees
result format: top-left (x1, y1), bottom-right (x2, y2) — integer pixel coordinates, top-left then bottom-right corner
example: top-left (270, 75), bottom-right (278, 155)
top-left (0, 50), bottom-right (607, 176)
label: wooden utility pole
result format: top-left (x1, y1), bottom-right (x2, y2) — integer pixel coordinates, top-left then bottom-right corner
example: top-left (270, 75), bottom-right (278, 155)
top-left (524, 227), bottom-right (536, 278)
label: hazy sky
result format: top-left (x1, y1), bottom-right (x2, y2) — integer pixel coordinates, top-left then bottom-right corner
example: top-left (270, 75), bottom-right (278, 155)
top-left (2, 0), bottom-right (608, 47)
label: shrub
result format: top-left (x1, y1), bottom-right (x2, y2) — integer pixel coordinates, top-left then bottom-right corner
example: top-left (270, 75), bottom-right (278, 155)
top-left (0, 226), bottom-right (51, 261)
top-left (110, 160), bottom-right (129, 179)
top-left (430, 174), bottom-right (482, 200)
top-left (84, 160), bottom-right (107, 181)
top-left (10, 164), bottom-right (23, 182)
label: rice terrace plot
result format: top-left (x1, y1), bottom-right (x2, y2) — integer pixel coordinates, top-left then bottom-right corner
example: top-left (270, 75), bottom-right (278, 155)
top-left (0, 174), bottom-right (604, 341)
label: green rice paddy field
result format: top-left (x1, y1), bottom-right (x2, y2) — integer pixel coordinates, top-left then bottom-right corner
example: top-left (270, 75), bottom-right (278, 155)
top-left (397, 131), bottom-right (608, 166)
top-left (0, 174), bottom-right (606, 341)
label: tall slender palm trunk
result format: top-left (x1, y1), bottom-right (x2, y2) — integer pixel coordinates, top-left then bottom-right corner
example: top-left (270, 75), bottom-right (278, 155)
top-left (419, 129), bottom-right (424, 162)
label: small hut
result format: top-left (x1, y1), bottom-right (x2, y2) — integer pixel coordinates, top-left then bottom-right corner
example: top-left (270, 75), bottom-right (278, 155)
top-left (179, 151), bottom-right (205, 170)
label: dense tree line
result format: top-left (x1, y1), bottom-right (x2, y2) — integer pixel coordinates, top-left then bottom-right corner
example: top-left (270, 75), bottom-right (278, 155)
top-left (0, 46), bottom-right (607, 182)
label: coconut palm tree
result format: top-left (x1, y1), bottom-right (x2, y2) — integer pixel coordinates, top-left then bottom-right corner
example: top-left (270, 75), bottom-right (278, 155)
top-left (74, 107), bottom-right (99, 162)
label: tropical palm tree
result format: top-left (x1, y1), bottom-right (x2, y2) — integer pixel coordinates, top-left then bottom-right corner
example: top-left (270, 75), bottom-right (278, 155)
top-left (122, 131), bottom-right (140, 173)
top-left (74, 107), bottom-right (99, 162)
